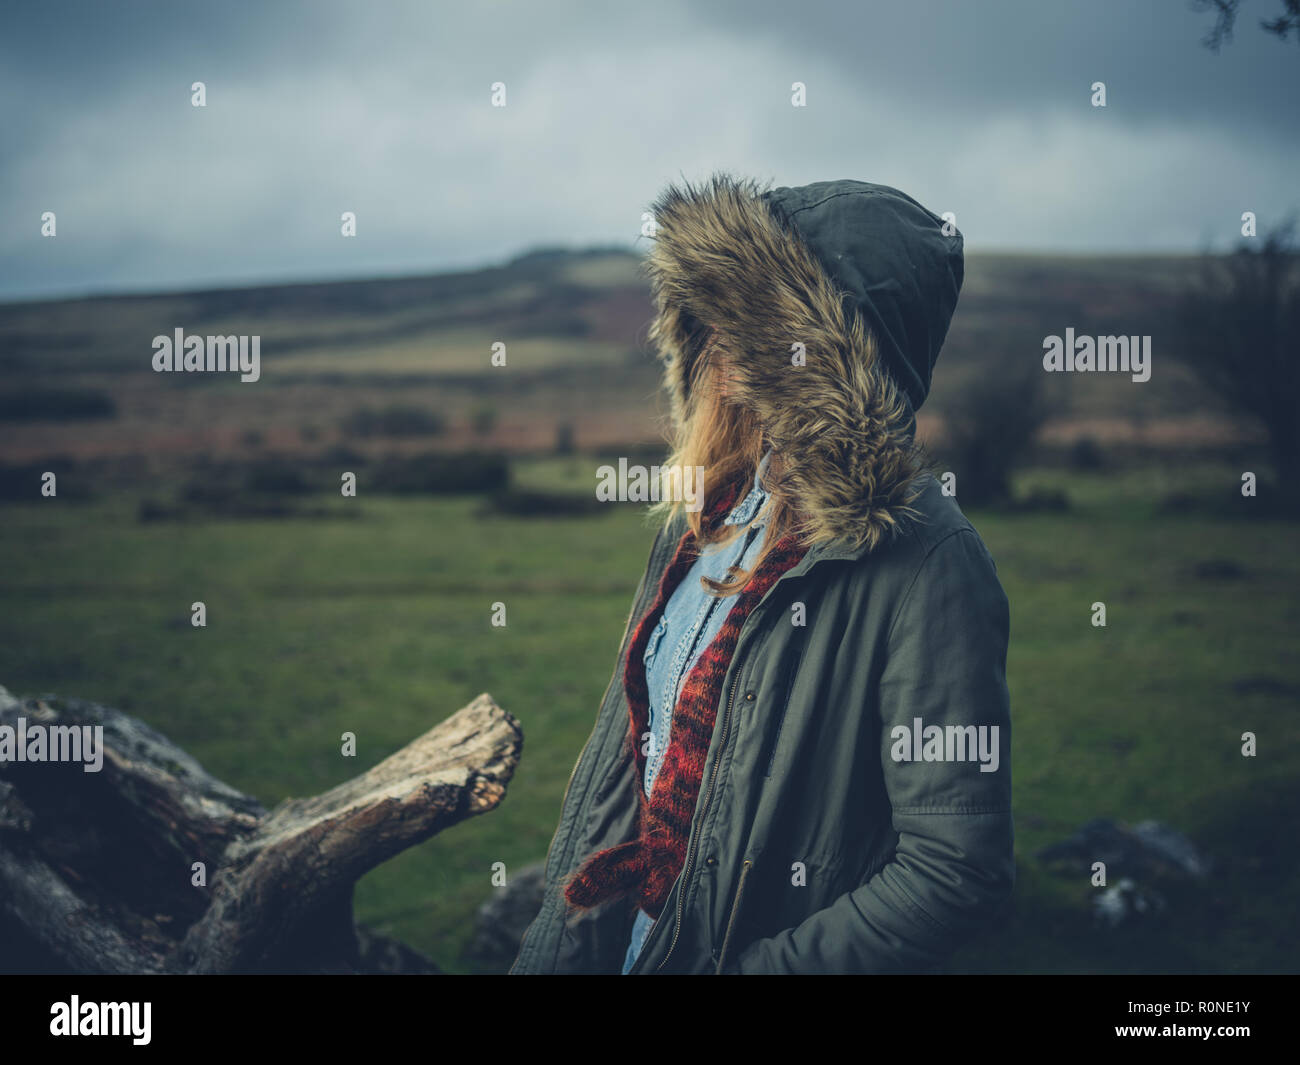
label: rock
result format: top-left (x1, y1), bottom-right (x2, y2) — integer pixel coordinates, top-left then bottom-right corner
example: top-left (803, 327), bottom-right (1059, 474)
top-left (464, 861), bottom-right (546, 969)
top-left (354, 924), bottom-right (441, 975)
top-left (1038, 818), bottom-right (1211, 929)
top-left (1130, 820), bottom-right (1210, 880)
top-left (1092, 878), bottom-right (1166, 928)
top-left (1036, 817), bottom-right (1211, 881)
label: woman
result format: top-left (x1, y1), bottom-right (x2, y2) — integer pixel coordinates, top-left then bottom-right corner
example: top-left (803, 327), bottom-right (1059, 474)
top-left (511, 174), bottom-right (1013, 975)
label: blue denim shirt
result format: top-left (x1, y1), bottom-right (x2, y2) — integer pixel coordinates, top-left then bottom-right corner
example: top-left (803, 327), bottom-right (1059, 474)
top-left (622, 451), bottom-right (773, 974)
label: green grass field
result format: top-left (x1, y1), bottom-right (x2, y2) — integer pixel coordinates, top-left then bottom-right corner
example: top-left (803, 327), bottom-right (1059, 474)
top-left (1, 455), bottom-right (1296, 973)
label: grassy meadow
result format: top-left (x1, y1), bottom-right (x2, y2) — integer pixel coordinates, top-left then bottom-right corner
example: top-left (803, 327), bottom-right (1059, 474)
top-left (0, 454), bottom-right (1296, 973)
top-left (1, 248), bottom-right (1295, 973)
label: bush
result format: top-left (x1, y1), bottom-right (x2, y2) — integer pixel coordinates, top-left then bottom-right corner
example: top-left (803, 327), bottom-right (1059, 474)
top-left (470, 405), bottom-right (498, 436)
top-left (481, 488), bottom-right (605, 517)
top-left (1069, 436), bottom-right (1105, 471)
top-left (1010, 487), bottom-right (1070, 512)
top-left (555, 421), bottom-right (575, 455)
top-left (245, 463), bottom-right (315, 495)
top-left (322, 444), bottom-right (365, 465)
top-left (368, 451), bottom-right (509, 495)
top-left (180, 476), bottom-right (240, 507)
top-left (1173, 220), bottom-right (1300, 505)
top-left (138, 498), bottom-right (183, 523)
top-left (0, 460), bottom-right (92, 501)
top-left (343, 406), bottom-right (446, 438)
top-left (0, 387), bottom-right (115, 421)
top-left (942, 364), bottom-right (1062, 507)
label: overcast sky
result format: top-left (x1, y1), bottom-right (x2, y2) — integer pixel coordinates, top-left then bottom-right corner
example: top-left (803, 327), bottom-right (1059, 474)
top-left (3, 0), bottom-right (1297, 301)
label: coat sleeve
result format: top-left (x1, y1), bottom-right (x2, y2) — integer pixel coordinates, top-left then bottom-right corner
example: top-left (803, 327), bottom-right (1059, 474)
top-left (726, 527), bottom-right (1014, 974)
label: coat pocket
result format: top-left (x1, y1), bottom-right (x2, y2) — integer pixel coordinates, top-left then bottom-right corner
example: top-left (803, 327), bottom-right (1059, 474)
top-left (763, 633), bottom-right (808, 778)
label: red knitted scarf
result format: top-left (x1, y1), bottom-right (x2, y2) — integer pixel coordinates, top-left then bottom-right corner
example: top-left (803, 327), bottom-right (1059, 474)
top-left (562, 483), bottom-right (809, 919)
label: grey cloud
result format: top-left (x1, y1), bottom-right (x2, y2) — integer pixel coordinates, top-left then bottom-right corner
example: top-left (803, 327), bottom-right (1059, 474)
top-left (1, 0), bottom-right (1296, 299)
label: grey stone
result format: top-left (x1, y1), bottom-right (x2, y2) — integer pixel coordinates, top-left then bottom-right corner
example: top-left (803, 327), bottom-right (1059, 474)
top-left (465, 861), bottom-right (546, 969)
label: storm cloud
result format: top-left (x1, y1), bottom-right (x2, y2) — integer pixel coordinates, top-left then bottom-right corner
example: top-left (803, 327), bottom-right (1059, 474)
top-left (2, 0), bottom-right (1296, 299)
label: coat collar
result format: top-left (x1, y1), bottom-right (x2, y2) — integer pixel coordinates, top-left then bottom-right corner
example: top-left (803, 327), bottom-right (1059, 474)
top-left (722, 449), bottom-right (774, 530)
top-left (645, 174), bottom-right (931, 556)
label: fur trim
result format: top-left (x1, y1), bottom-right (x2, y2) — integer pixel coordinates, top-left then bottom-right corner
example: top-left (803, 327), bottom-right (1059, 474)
top-left (644, 173), bottom-right (929, 553)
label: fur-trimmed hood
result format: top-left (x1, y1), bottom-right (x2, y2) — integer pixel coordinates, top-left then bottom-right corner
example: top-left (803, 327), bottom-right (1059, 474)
top-left (644, 174), bottom-right (964, 552)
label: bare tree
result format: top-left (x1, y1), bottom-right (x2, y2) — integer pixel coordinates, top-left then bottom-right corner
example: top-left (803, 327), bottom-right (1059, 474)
top-left (1173, 220), bottom-right (1300, 504)
top-left (940, 361), bottom-right (1061, 508)
top-left (1191, 0), bottom-right (1300, 52)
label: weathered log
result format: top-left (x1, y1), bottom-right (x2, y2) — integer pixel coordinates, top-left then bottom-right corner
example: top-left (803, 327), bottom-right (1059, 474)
top-left (0, 684), bottom-right (522, 974)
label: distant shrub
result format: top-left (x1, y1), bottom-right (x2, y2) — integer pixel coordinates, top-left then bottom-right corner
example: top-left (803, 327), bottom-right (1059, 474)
top-left (322, 444), bottom-right (365, 465)
top-left (0, 387), bottom-right (115, 421)
top-left (1009, 487), bottom-right (1070, 512)
top-left (343, 405), bottom-right (446, 438)
top-left (470, 405), bottom-right (498, 436)
top-left (368, 451), bottom-right (509, 494)
top-left (1173, 220), bottom-right (1300, 506)
top-left (138, 498), bottom-right (183, 522)
top-left (187, 495), bottom-right (293, 519)
top-left (1193, 558), bottom-right (1245, 580)
top-left (0, 462), bottom-right (65, 504)
top-left (0, 464), bottom-right (37, 501)
top-left (482, 488), bottom-right (605, 517)
top-left (942, 364), bottom-right (1062, 507)
top-left (606, 442), bottom-right (669, 467)
top-left (0, 460), bottom-right (92, 501)
top-left (1069, 436), bottom-right (1105, 471)
top-left (139, 493), bottom-right (362, 523)
top-left (555, 421), bottom-right (575, 454)
top-left (1158, 491), bottom-right (1199, 513)
top-left (180, 476), bottom-right (240, 507)
top-left (245, 463), bottom-right (314, 495)
top-left (527, 310), bottom-right (589, 337)
top-left (1157, 482), bottom-right (1290, 517)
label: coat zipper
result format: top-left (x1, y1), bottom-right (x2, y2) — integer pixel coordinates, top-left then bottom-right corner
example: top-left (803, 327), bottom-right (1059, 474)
top-left (646, 538), bottom-right (816, 972)
top-left (715, 857), bottom-right (752, 974)
top-left (654, 644), bottom-right (747, 971)
top-left (629, 541), bottom-right (834, 973)
top-left (642, 520), bottom-right (764, 972)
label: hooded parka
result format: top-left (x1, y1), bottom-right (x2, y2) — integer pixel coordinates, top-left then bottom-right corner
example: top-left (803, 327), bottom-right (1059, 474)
top-left (510, 175), bottom-right (1014, 975)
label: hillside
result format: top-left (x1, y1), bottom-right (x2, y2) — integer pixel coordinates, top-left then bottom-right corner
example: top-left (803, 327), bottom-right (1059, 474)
top-left (0, 247), bottom-right (1258, 470)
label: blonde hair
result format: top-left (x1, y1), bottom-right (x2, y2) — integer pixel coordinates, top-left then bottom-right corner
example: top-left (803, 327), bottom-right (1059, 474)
top-left (649, 335), bottom-right (804, 597)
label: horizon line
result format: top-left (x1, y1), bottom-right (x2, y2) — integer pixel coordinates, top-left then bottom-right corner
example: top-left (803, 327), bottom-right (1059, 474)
top-left (0, 241), bottom-right (1241, 309)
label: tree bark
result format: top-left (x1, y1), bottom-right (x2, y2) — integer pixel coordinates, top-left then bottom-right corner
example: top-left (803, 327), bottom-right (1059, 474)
top-left (0, 684), bottom-right (522, 974)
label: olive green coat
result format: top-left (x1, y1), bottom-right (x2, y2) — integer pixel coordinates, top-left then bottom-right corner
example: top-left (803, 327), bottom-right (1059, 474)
top-left (511, 176), bottom-right (1013, 974)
